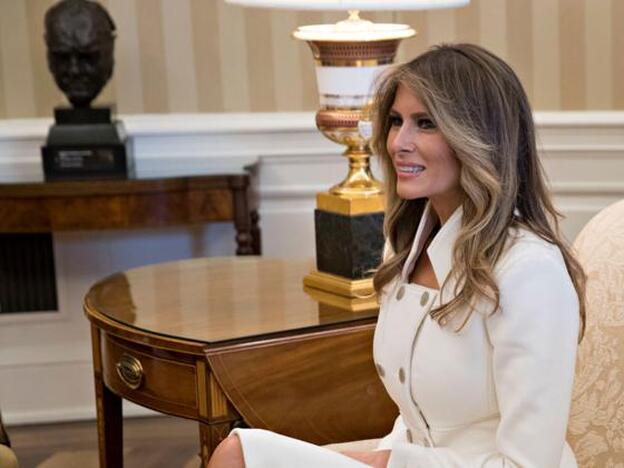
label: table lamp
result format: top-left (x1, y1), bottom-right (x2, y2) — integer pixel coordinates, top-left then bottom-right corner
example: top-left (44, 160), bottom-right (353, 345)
top-left (225, 0), bottom-right (469, 310)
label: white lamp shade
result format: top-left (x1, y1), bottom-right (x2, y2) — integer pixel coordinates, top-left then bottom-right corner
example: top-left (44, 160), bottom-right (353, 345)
top-left (225, 0), bottom-right (469, 11)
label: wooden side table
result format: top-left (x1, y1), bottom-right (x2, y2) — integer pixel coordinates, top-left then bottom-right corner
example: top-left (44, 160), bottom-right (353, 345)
top-left (84, 257), bottom-right (397, 467)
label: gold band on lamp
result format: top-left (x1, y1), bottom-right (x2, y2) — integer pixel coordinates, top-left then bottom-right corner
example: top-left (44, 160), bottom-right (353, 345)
top-left (316, 191), bottom-right (384, 216)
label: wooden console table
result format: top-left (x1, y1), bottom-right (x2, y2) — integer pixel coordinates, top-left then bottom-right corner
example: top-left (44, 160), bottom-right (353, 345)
top-left (0, 172), bottom-right (260, 255)
top-left (84, 257), bottom-right (396, 467)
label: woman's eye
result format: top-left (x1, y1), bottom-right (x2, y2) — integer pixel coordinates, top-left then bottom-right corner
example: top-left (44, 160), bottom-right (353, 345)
top-left (416, 117), bottom-right (436, 130)
top-left (388, 115), bottom-right (402, 127)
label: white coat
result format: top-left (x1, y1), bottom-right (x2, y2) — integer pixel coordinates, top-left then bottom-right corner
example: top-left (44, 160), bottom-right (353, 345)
top-left (374, 202), bottom-right (580, 467)
top-left (231, 201), bottom-right (579, 468)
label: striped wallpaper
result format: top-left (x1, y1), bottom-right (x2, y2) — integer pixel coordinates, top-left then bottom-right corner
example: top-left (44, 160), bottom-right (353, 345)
top-left (0, 0), bottom-right (620, 118)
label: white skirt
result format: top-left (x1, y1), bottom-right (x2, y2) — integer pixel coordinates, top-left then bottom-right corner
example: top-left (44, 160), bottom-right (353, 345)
top-left (231, 428), bottom-right (372, 468)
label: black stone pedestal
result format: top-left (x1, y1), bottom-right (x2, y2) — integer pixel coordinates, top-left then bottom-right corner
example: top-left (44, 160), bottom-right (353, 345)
top-left (314, 208), bottom-right (384, 280)
top-left (41, 106), bottom-right (134, 181)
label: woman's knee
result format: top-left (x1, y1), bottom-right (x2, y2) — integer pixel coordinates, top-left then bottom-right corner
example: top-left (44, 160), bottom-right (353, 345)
top-left (208, 434), bottom-right (245, 467)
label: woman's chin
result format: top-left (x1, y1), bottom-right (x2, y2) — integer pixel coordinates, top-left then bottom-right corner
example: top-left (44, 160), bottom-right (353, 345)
top-left (396, 187), bottom-right (425, 200)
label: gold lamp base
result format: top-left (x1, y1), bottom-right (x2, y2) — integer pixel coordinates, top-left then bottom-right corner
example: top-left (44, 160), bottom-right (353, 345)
top-left (303, 270), bottom-right (375, 298)
top-left (303, 271), bottom-right (378, 312)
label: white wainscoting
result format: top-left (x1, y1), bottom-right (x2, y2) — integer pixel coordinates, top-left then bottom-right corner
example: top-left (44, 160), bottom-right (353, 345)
top-left (0, 111), bottom-right (623, 425)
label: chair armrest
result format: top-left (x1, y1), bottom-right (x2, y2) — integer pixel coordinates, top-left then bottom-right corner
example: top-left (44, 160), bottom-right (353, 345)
top-left (0, 445), bottom-right (18, 468)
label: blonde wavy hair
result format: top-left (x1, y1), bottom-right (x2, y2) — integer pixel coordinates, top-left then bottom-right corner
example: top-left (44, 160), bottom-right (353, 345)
top-left (372, 43), bottom-right (586, 338)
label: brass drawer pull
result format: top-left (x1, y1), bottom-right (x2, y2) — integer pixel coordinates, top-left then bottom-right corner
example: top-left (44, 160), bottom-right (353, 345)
top-left (116, 354), bottom-right (144, 390)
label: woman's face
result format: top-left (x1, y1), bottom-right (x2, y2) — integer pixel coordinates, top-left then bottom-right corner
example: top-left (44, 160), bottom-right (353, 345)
top-left (386, 84), bottom-right (463, 222)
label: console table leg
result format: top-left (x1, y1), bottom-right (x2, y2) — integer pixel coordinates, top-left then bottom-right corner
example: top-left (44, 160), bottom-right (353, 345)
top-left (199, 421), bottom-right (231, 466)
top-left (230, 176), bottom-right (255, 256)
top-left (251, 210), bottom-right (261, 255)
top-left (91, 326), bottom-right (123, 467)
top-left (235, 231), bottom-right (254, 256)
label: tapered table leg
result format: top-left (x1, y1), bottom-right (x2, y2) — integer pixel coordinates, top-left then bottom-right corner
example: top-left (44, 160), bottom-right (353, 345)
top-left (91, 326), bottom-right (123, 467)
top-left (199, 421), bottom-right (232, 466)
top-left (197, 361), bottom-right (238, 466)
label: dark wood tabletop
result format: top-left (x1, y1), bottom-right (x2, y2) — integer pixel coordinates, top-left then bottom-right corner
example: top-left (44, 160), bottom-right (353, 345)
top-left (86, 257), bottom-right (379, 344)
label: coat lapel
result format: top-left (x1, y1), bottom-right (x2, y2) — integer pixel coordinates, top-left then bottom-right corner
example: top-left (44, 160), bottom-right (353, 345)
top-left (400, 201), bottom-right (463, 301)
top-left (427, 204), bottom-right (463, 292)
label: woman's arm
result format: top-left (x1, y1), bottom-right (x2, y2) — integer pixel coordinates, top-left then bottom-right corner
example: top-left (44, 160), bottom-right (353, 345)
top-left (342, 450), bottom-right (391, 467)
top-left (338, 415), bottom-right (406, 467)
top-left (482, 251), bottom-right (579, 466)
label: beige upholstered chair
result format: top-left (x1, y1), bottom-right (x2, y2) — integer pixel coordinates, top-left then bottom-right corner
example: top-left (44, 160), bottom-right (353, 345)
top-left (0, 409), bottom-right (18, 468)
top-left (567, 199), bottom-right (624, 466)
top-left (0, 447), bottom-right (18, 468)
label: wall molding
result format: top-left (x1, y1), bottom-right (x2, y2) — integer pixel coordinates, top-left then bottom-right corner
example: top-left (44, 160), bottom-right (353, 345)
top-left (2, 110), bottom-right (624, 132)
top-left (1, 111), bottom-right (624, 174)
top-left (534, 111), bottom-right (624, 127)
top-left (551, 181), bottom-right (624, 195)
top-left (1, 111), bottom-right (624, 426)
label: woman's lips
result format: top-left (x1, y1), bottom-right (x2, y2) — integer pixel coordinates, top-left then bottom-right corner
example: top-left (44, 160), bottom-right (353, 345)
top-left (396, 164), bottom-right (425, 178)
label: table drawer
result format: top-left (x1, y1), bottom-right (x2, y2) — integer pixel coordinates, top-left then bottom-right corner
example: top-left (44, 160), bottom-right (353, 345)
top-left (101, 333), bottom-right (199, 419)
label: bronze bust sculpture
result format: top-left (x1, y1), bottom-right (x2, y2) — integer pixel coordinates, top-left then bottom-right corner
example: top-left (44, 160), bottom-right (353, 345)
top-left (41, 0), bottom-right (132, 180)
top-left (44, 0), bottom-right (116, 108)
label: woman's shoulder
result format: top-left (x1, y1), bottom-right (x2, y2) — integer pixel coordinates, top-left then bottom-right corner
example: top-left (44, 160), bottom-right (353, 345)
top-left (487, 225), bottom-right (579, 337)
top-left (494, 225), bottom-right (568, 279)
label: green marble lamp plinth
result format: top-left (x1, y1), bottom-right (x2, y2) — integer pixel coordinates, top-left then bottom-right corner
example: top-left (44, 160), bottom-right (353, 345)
top-left (303, 191), bottom-right (384, 309)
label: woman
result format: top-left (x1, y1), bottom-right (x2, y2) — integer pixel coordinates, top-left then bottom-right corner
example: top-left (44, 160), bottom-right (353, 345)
top-left (208, 43), bottom-right (585, 468)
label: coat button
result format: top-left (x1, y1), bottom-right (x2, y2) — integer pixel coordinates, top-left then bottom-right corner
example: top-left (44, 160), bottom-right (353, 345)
top-left (396, 286), bottom-right (405, 300)
top-left (376, 363), bottom-right (385, 378)
top-left (420, 291), bottom-right (429, 306)
top-left (406, 429), bottom-right (413, 443)
top-left (398, 367), bottom-right (405, 383)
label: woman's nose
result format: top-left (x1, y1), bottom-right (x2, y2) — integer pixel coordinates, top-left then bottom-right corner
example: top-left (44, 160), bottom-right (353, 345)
top-left (389, 125), bottom-right (415, 153)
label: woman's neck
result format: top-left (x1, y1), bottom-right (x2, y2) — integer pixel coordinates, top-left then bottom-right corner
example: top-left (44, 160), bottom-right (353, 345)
top-left (429, 194), bottom-right (463, 225)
